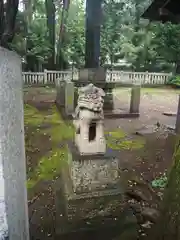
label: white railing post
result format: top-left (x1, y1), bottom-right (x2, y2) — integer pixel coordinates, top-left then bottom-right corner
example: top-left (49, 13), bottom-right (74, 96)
top-left (21, 70), bottom-right (172, 86)
top-left (0, 48), bottom-right (29, 240)
top-left (44, 69), bottom-right (48, 84)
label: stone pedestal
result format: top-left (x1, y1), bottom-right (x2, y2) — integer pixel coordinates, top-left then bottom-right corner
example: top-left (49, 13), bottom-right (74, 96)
top-left (130, 84), bottom-right (141, 114)
top-left (64, 80), bottom-right (74, 115)
top-left (0, 48), bottom-right (29, 239)
top-left (55, 79), bottom-right (75, 118)
top-left (55, 78), bottom-right (65, 107)
top-left (55, 143), bottom-right (123, 234)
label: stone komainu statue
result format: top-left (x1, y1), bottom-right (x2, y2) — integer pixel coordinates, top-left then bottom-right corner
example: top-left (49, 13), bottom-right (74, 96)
top-left (73, 84), bottom-right (106, 155)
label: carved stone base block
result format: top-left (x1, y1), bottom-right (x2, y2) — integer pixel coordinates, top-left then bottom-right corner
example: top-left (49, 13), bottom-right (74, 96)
top-left (55, 144), bottom-right (123, 234)
top-left (55, 79), bottom-right (65, 107)
top-left (103, 88), bottom-right (114, 110)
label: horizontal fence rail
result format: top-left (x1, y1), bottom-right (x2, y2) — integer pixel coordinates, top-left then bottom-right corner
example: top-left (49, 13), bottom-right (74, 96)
top-left (22, 69), bottom-right (172, 86)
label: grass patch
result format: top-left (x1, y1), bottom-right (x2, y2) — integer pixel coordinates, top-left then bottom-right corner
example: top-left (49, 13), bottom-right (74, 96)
top-left (106, 129), bottom-right (145, 150)
top-left (24, 104), bottom-right (46, 126)
top-left (42, 106), bottom-right (75, 143)
top-left (27, 147), bottom-right (68, 189)
top-left (25, 104), bottom-right (74, 189)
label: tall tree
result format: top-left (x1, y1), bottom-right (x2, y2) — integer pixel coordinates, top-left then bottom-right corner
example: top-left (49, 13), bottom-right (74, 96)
top-left (56, 0), bottom-right (70, 69)
top-left (0, 0), bottom-right (19, 49)
top-left (85, 0), bottom-right (103, 68)
top-left (45, 0), bottom-right (56, 69)
top-left (154, 22), bottom-right (180, 74)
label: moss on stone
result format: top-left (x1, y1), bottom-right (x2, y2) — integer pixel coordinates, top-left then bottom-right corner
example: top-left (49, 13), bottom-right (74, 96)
top-left (106, 129), bottom-right (127, 139)
top-left (106, 129), bottom-right (145, 150)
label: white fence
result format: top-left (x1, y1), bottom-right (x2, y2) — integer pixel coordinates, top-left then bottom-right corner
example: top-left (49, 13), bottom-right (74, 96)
top-left (22, 69), bottom-right (172, 86)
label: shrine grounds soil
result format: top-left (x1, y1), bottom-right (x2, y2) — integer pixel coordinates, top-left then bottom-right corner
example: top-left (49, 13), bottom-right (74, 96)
top-left (24, 86), bottom-right (179, 240)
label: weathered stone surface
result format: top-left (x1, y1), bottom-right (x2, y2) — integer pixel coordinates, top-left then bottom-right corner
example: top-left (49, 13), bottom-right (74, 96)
top-left (0, 47), bottom-right (29, 240)
top-left (135, 125), bottom-right (155, 136)
top-left (166, 124), bottom-right (176, 131)
top-left (74, 83), bottom-right (106, 155)
top-left (79, 68), bottom-right (89, 81)
top-left (65, 80), bottom-right (74, 115)
top-left (74, 83), bottom-right (105, 116)
top-left (79, 68), bottom-right (106, 83)
top-left (130, 84), bottom-right (141, 114)
top-left (71, 158), bottom-right (120, 193)
top-left (163, 111), bottom-right (176, 117)
top-left (55, 181), bottom-right (124, 234)
top-left (55, 78), bottom-right (65, 106)
top-left (93, 67), bottom-right (106, 82)
top-left (66, 192), bottom-right (123, 220)
top-left (55, 144), bottom-right (123, 232)
top-left (0, 166), bottom-right (7, 239)
top-left (141, 207), bottom-right (160, 223)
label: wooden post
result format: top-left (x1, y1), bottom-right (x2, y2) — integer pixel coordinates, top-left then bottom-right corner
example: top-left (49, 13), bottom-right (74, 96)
top-left (0, 47), bottom-right (29, 240)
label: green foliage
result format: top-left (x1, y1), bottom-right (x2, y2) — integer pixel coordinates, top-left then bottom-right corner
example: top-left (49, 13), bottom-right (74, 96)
top-left (64, 0), bottom-right (85, 67)
top-left (9, 0), bottom-right (180, 72)
top-left (168, 75), bottom-right (180, 87)
top-left (154, 23), bottom-right (180, 63)
top-left (26, 22), bottom-right (52, 63)
top-left (151, 176), bottom-right (168, 189)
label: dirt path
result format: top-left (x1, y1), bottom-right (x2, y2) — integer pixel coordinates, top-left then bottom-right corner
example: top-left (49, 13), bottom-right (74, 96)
top-left (24, 87), bottom-right (178, 240)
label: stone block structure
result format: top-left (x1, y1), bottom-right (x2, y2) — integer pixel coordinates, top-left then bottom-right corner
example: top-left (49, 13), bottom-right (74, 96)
top-left (130, 84), bottom-right (141, 114)
top-left (55, 68), bottom-right (141, 119)
top-left (55, 78), bottom-right (75, 117)
top-left (0, 47), bottom-right (29, 240)
top-left (55, 83), bottom-right (123, 234)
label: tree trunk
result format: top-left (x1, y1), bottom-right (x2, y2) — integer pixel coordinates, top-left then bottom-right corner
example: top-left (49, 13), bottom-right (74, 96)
top-left (85, 0), bottom-right (102, 68)
top-left (56, 0), bottom-right (70, 69)
top-left (175, 60), bottom-right (180, 74)
top-left (0, 0), bottom-right (19, 49)
top-left (149, 137), bottom-right (180, 240)
top-left (23, 0), bottom-right (34, 71)
top-left (45, 0), bottom-right (56, 69)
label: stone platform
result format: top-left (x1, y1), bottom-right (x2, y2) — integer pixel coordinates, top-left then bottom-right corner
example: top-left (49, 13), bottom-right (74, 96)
top-left (56, 102), bottom-right (139, 120)
top-left (55, 142), bottom-right (124, 235)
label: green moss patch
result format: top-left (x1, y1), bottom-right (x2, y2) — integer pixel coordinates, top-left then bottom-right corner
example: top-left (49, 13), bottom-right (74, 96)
top-left (27, 146), bottom-right (68, 189)
top-left (42, 106), bottom-right (75, 143)
top-left (24, 104), bottom-right (46, 126)
top-left (25, 104), bottom-right (74, 189)
top-left (25, 103), bottom-right (144, 190)
top-left (106, 129), bottom-right (145, 150)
